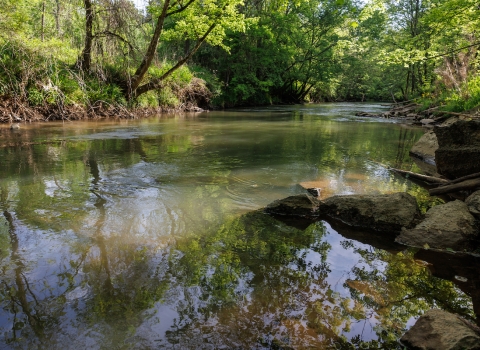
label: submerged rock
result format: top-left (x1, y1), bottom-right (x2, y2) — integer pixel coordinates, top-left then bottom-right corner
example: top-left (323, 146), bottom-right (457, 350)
top-left (410, 130), bottom-right (438, 164)
top-left (320, 192), bottom-right (421, 233)
top-left (396, 200), bottom-right (477, 251)
top-left (435, 120), bottom-right (480, 179)
top-left (265, 194), bottom-right (320, 218)
top-left (400, 309), bottom-right (480, 350)
top-left (412, 157), bottom-right (440, 177)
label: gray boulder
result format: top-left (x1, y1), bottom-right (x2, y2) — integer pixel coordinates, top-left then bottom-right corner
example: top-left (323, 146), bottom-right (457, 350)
top-left (466, 190), bottom-right (480, 219)
top-left (396, 200), bottom-right (477, 251)
top-left (400, 309), bottom-right (480, 350)
top-left (265, 194), bottom-right (320, 218)
top-left (435, 120), bottom-right (480, 179)
top-left (320, 192), bottom-right (421, 233)
top-left (410, 130), bottom-right (438, 165)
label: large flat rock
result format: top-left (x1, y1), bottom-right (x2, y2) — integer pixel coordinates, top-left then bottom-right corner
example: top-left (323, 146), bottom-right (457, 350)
top-left (400, 309), bottom-right (480, 350)
top-left (396, 200), bottom-right (477, 251)
top-left (320, 192), bottom-right (422, 233)
top-left (264, 192), bottom-right (422, 233)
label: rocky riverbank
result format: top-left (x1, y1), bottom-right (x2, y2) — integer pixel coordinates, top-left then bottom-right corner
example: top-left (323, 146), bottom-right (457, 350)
top-left (355, 101), bottom-right (479, 128)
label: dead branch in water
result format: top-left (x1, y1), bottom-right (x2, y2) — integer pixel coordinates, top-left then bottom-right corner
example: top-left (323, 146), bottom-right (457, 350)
top-left (390, 168), bottom-right (448, 184)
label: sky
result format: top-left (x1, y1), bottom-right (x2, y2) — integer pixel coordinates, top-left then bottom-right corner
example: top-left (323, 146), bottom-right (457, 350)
top-left (131, 0), bottom-right (147, 10)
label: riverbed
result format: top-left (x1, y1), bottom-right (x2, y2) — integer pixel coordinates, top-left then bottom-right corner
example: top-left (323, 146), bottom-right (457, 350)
top-left (0, 103), bottom-right (475, 349)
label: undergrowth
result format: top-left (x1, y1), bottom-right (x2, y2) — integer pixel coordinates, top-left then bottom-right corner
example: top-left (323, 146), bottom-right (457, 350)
top-left (0, 36), bottom-right (214, 122)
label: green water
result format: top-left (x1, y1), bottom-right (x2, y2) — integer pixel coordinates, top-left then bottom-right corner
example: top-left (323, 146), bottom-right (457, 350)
top-left (0, 103), bottom-right (476, 349)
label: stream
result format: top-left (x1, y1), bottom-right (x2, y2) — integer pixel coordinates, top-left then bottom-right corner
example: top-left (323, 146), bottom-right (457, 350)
top-left (0, 103), bottom-right (477, 349)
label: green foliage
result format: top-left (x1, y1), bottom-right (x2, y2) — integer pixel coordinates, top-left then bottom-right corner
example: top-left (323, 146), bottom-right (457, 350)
top-left (157, 86), bottom-right (180, 108)
top-left (136, 90), bottom-right (159, 108)
top-left (1, 0), bottom-right (479, 112)
top-left (85, 80), bottom-right (126, 106)
top-left (193, 0), bottom-right (353, 105)
top-left (442, 75), bottom-right (480, 112)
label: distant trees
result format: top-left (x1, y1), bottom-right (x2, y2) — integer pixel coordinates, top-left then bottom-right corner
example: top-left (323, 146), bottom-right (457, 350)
top-left (192, 0), bottom-right (354, 105)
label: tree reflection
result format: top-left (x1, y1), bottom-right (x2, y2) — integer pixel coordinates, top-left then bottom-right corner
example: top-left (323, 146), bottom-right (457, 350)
top-left (341, 242), bottom-right (474, 344)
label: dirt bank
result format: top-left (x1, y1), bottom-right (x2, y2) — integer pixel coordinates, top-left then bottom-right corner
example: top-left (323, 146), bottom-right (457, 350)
top-left (0, 96), bottom-right (205, 124)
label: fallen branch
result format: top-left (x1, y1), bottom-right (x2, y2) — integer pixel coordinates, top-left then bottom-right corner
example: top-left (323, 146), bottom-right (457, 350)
top-left (390, 168), bottom-right (448, 184)
top-left (436, 111), bottom-right (476, 118)
top-left (388, 99), bottom-right (416, 107)
top-left (420, 106), bottom-right (439, 114)
top-left (443, 172), bottom-right (480, 185)
top-left (429, 178), bottom-right (480, 196)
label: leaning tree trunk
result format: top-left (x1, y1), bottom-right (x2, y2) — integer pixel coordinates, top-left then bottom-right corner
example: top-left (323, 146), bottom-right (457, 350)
top-left (126, 0), bottom-right (171, 99)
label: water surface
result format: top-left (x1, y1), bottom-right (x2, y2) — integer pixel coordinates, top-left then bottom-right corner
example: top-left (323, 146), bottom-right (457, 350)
top-left (0, 103), bottom-right (476, 349)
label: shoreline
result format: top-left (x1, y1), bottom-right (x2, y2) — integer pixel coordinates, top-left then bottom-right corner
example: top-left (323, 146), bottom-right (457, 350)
top-left (0, 97), bottom-right (208, 124)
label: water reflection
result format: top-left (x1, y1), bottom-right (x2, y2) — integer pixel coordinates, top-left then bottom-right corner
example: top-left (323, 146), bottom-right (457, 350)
top-left (0, 104), bottom-right (476, 348)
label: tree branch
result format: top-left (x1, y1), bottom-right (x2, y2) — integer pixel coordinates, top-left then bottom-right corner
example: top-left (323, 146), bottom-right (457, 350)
top-left (167, 0), bottom-right (197, 17)
top-left (135, 20), bottom-right (217, 97)
top-left (93, 31), bottom-right (136, 53)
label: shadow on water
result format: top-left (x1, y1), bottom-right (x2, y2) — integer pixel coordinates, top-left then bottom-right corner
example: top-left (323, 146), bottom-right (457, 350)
top-left (414, 249), bottom-right (480, 326)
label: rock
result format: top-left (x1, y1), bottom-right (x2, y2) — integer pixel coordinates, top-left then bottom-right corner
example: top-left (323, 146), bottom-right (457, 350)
top-left (299, 180), bottom-right (336, 199)
top-left (466, 190), bottom-right (480, 218)
top-left (400, 309), bottom-right (480, 350)
top-left (265, 194), bottom-right (320, 218)
top-left (421, 118), bottom-right (435, 125)
top-left (412, 158), bottom-right (440, 177)
top-left (410, 130), bottom-right (438, 165)
top-left (356, 112), bottom-right (379, 118)
top-left (441, 116), bottom-right (460, 127)
top-left (305, 188), bottom-right (320, 197)
top-left (320, 192), bottom-right (422, 233)
top-left (396, 200), bottom-right (477, 251)
top-left (434, 120), bottom-right (480, 179)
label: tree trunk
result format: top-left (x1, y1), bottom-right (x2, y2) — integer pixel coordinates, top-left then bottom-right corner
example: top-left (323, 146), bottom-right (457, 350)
top-left (79, 0), bottom-right (94, 72)
top-left (134, 20), bottom-right (217, 97)
top-left (127, 0), bottom-right (171, 99)
top-left (55, 0), bottom-right (61, 37)
top-left (41, 1), bottom-right (45, 42)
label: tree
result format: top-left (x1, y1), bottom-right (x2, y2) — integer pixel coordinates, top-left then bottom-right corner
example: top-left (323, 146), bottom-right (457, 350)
top-left (192, 0), bottom-right (353, 106)
top-left (125, 0), bottom-right (246, 100)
